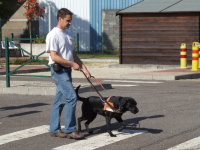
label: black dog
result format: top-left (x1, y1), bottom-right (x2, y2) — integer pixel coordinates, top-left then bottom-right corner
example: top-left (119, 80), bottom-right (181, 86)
top-left (76, 85), bottom-right (139, 137)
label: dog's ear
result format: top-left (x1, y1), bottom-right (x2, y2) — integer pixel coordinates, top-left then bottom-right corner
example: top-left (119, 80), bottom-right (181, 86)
top-left (125, 97), bottom-right (137, 105)
top-left (120, 97), bottom-right (128, 106)
top-left (122, 97), bottom-right (137, 105)
top-left (129, 97), bottom-right (137, 105)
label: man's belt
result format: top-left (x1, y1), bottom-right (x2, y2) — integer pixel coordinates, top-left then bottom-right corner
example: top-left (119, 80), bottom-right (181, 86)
top-left (51, 63), bottom-right (71, 72)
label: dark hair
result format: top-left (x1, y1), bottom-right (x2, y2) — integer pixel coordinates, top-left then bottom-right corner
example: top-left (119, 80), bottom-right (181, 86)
top-left (57, 8), bottom-right (73, 20)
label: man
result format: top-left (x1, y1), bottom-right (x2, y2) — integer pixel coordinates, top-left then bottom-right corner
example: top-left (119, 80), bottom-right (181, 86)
top-left (46, 8), bottom-right (90, 139)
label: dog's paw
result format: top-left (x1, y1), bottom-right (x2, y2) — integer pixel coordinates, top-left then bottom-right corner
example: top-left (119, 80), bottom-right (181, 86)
top-left (110, 134), bottom-right (117, 137)
top-left (118, 128), bottom-right (124, 132)
top-left (88, 130), bottom-right (94, 134)
top-left (109, 133), bottom-right (117, 137)
top-left (118, 125), bottom-right (126, 132)
top-left (77, 128), bottom-right (81, 132)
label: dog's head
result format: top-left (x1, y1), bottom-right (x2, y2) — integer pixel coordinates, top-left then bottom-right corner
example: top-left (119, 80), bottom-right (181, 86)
top-left (120, 97), bottom-right (139, 114)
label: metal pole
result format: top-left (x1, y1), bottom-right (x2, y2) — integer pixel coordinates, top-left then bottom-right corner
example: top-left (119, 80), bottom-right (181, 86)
top-left (29, 20), bottom-right (32, 58)
top-left (0, 18), bottom-right (2, 58)
top-left (48, 3), bottom-right (51, 32)
top-left (11, 33), bottom-right (14, 40)
top-left (0, 18), bottom-right (2, 42)
top-left (76, 33), bottom-right (79, 53)
top-left (5, 38), bottom-right (10, 87)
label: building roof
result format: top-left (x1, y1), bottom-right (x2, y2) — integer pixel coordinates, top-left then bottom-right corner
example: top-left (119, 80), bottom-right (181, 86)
top-left (117, 0), bottom-right (200, 14)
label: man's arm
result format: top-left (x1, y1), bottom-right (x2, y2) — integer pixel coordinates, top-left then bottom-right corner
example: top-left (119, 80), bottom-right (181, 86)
top-left (50, 51), bottom-right (80, 70)
top-left (73, 52), bottom-right (91, 78)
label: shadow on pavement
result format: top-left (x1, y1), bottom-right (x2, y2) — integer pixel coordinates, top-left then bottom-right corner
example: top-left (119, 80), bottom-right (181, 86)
top-left (0, 103), bottom-right (49, 111)
top-left (80, 114), bottom-right (164, 137)
top-left (78, 84), bottom-right (113, 94)
top-left (6, 111), bottom-right (42, 118)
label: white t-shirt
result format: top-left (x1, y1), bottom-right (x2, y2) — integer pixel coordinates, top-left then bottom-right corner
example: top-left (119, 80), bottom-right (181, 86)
top-left (46, 27), bottom-right (74, 67)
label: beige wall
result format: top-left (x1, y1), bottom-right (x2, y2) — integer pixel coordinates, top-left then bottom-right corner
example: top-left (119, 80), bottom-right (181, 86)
top-left (2, 4), bottom-right (28, 40)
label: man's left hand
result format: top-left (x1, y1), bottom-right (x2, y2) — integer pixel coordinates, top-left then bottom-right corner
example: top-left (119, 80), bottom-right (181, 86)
top-left (82, 69), bottom-right (91, 78)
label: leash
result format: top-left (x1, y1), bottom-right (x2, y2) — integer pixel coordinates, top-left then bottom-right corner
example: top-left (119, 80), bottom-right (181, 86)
top-left (81, 70), bottom-right (120, 113)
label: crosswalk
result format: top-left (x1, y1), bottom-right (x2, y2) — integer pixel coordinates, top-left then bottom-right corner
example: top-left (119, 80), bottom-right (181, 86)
top-left (103, 80), bottom-right (163, 84)
top-left (167, 136), bottom-right (200, 150)
top-left (0, 125), bottom-right (146, 149)
top-left (53, 130), bottom-right (146, 150)
top-left (0, 125), bottom-right (49, 146)
top-left (103, 79), bottom-right (163, 87)
top-left (74, 79), bottom-right (163, 89)
top-left (0, 124), bottom-right (200, 150)
top-left (0, 79), bottom-right (199, 150)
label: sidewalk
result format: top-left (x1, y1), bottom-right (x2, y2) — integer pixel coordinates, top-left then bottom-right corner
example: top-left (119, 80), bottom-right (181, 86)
top-left (1, 58), bottom-right (200, 95)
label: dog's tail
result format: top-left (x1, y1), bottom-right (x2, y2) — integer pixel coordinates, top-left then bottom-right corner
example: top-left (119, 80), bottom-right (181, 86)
top-left (75, 85), bottom-right (85, 102)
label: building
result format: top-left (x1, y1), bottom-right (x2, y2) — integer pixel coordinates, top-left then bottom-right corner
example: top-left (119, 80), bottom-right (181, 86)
top-left (38, 0), bottom-right (140, 51)
top-left (117, 0), bottom-right (200, 64)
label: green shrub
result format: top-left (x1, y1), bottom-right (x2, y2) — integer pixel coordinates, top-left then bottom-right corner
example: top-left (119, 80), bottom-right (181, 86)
top-left (32, 34), bottom-right (46, 44)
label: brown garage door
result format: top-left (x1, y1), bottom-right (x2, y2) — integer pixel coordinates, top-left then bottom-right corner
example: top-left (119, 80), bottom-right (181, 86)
top-left (120, 12), bottom-right (200, 64)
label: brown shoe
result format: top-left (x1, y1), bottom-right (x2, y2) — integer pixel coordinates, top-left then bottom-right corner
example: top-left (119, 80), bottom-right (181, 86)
top-left (66, 132), bottom-right (85, 139)
top-left (50, 132), bottom-right (68, 138)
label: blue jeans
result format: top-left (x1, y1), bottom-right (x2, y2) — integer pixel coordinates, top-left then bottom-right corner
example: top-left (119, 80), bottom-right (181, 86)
top-left (50, 67), bottom-right (77, 133)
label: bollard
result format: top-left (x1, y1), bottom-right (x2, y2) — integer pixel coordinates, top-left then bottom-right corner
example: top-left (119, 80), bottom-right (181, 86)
top-left (198, 42), bottom-right (200, 69)
top-left (180, 43), bottom-right (187, 69)
top-left (191, 42), bottom-right (199, 71)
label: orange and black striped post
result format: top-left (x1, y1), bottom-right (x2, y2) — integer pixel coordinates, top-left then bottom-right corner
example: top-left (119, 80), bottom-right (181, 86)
top-left (191, 42), bottom-right (199, 71)
top-left (180, 43), bottom-right (187, 69)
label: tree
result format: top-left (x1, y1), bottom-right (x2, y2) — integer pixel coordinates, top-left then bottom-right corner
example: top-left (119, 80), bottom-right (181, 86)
top-left (17, 0), bottom-right (45, 57)
top-left (18, 0), bottom-right (45, 20)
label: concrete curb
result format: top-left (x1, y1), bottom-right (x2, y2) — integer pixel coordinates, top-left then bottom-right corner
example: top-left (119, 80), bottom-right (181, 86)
top-left (121, 68), bottom-right (200, 81)
top-left (121, 74), bottom-right (177, 80)
top-left (0, 81), bottom-right (104, 96)
top-left (109, 64), bottom-right (180, 69)
top-left (0, 68), bottom-right (50, 75)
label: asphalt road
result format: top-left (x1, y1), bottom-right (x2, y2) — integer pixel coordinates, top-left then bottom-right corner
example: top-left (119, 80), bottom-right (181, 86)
top-left (0, 79), bottom-right (200, 150)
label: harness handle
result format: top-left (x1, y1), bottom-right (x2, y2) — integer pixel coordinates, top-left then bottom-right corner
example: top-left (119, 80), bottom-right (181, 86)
top-left (90, 76), bottom-right (105, 90)
top-left (81, 70), bottom-right (119, 113)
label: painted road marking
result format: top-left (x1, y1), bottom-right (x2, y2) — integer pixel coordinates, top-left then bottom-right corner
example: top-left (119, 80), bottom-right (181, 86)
top-left (53, 130), bottom-right (146, 150)
top-left (0, 125), bottom-right (49, 146)
top-left (111, 84), bottom-right (138, 87)
top-left (75, 84), bottom-right (138, 87)
top-left (167, 136), bottom-right (200, 150)
top-left (0, 122), bottom-right (2, 125)
top-left (104, 80), bottom-right (163, 84)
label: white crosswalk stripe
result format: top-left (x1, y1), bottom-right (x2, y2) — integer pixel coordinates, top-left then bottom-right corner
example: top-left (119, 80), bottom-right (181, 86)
top-left (111, 84), bottom-right (138, 87)
top-left (75, 79), bottom-right (162, 88)
top-left (53, 130), bottom-right (146, 150)
top-left (74, 83), bottom-right (138, 87)
top-left (103, 80), bottom-right (163, 84)
top-left (102, 79), bottom-right (163, 87)
top-left (0, 125), bottom-right (49, 146)
top-left (167, 136), bottom-right (200, 150)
